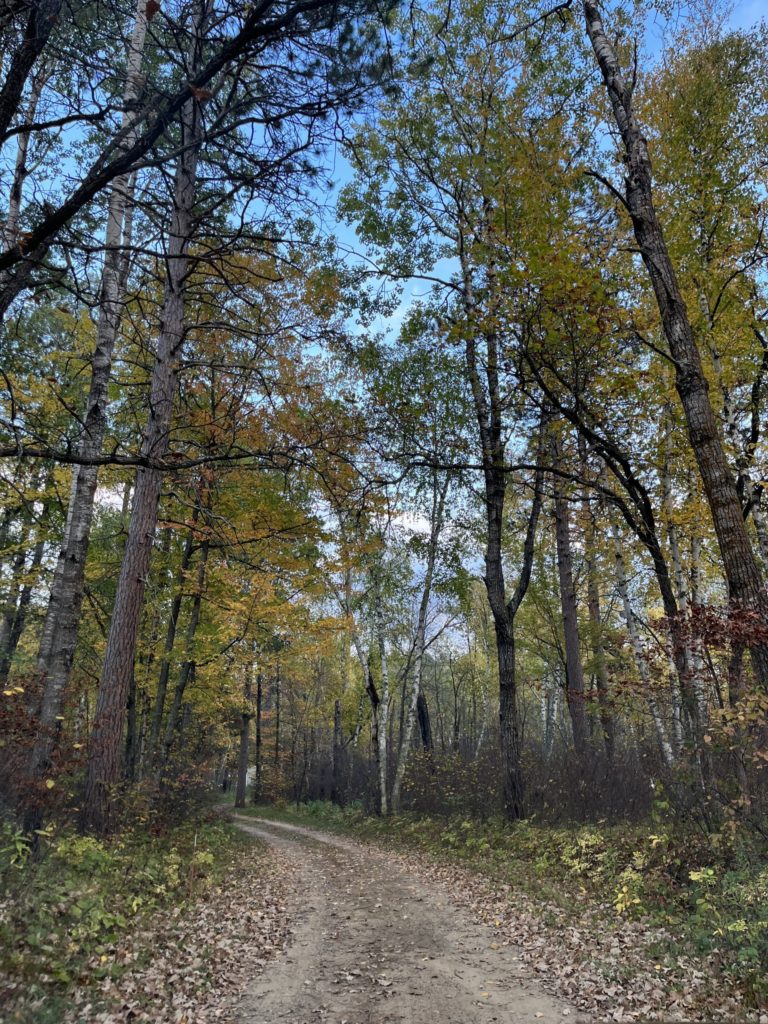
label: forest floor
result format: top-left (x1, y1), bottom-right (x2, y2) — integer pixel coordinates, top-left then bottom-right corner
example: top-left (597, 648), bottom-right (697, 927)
top-left (231, 813), bottom-right (575, 1024)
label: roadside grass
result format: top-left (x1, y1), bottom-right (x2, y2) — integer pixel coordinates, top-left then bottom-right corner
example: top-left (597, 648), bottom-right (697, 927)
top-left (0, 807), bottom-right (258, 1021)
top-left (239, 798), bottom-right (768, 1011)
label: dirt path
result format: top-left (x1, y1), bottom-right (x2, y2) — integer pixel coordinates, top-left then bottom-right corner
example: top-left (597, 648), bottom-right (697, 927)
top-left (232, 815), bottom-right (580, 1024)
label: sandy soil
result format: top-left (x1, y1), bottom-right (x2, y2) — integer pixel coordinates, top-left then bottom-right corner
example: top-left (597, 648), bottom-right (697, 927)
top-left (232, 815), bottom-right (581, 1024)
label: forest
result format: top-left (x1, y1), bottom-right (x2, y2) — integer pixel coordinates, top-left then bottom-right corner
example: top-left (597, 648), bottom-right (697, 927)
top-left (1, 0), bottom-right (768, 1020)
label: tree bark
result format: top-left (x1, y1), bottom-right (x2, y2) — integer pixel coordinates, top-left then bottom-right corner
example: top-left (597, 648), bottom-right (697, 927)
top-left (27, 0), bottom-right (149, 825)
top-left (373, 567), bottom-right (390, 816)
top-left (251, 669), bottom-right (263, 804)
top-left (235, 669), bottom-right (254, 809)
top-left (331, 697), bottom-right (344, 804)
top-left (159, 537), bottom-right (209, 772)
top-left (580, 460), bottom-right (615, 760)
top-left (147, 510), bottom-right (200, 765)
top-left (612, 529), bottom-right (674, 768)
top-left (552, 443), bottom-right (588, 754)
top-left (417, 691), bottom-right (433, 751)
top-left (80, 5), bottom-right (204, 832)
top-left (0, 0), bottom-right (62, 145)
top-left (584, 0), bottom-right (768, 687)
top-left (391, 471), bottom-right (448, 812)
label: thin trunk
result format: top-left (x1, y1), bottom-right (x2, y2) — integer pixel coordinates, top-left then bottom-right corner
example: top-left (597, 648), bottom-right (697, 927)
top-left (613, 530), bottom-right (675, 768)
top-left (147, 515), bottom-right (199, 764)
top-left (160, 538), bottom-right (209, 771)
top-left (365, 659), bottom-right (382, 812)
top-left (585, 0), bottom-right (768, 687)
top-left (582, 491), bottom-right (615, 760)
top-left (81, 6), bottom-right (204, 833)
top-left (274, 664), bottom-right (280, 767)
top-left (552, 448), bottom-right (588, 754)
top-left (661, 422), bottom-right (709, 728)
top-left (465, 322), bottom-right (544, 817)
top-left (4, 66), bottom-right (46, 246)
top-left (391, 472), bottom-right (448, 812)
top-left (373, 571), bottom-right (389, 815)
top-left (331, 698), bottom-right (343, 804)
top-left (417, 691), bottom-right (433, 751)
top-left (0, 525), bottom-right (45, 684)
top-left (0, 0), bottom-right (62, 144)
top-left (542, 671), bottom-right (558, 760)
top-left (234, 671), bottom-right (253, 809)
top-left (0, 516), bottom-right (33, 683)
top-left (251, 670), bottom-right (263, 804)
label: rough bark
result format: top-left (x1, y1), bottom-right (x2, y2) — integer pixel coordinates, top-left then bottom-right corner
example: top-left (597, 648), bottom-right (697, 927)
top-left (584, 0), bottom-right (768, 687)
top-left (27, 0), bottom-right (148, 821)
top-left (80, 7), bottom-right (204, 831)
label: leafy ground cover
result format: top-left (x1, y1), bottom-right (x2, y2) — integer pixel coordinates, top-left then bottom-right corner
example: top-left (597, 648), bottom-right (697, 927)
top-left (241, 801), bottom-right (768, 1021)
top-left (0, 810), bottom-right (292, 1023)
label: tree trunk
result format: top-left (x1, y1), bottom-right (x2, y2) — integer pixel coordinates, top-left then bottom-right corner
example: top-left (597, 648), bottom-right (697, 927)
top-left (274, 664), bottom-right (281, 769)
top-left (660, 434), bottom-right (709, 729)
top-left (27, 1), bottom-right (149, 826)
top-left (612, 530), bottom-right (674, 768)
top-left (552, 448), bottom-right (589, 754)
top-left (3, 66), bottom-right (46, 247)
top-left (160, 538), bottom-right (209, 772)
top-left (147, 512), bottom-right (200, 765)
top-left (417, 691), bottom-right (433, 751)
top-left (0, 0), bottom-right (62, 144)
top-left (235, 671), bottom-right (253, 809)
top-left (581, 485), bottom-right (615, 761)
top-left (80, 12), bottom-right (204, 831)
top-left (584, 0), bottom-right (768, 687)
top-left (251, 669), bottom-right (263, 804)
top-left (391, 471), bottom-right (448, 812)
top-left (373, 569), bottom-right (390, 816)
top-left (331, 698), bottom-right (344, 804)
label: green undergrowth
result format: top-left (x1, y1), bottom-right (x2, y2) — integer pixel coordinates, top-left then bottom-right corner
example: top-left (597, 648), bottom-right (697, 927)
top-left (0, 809), bottom-right (252, 1020)
top-left (242, 798), bottom-right (768, 1007)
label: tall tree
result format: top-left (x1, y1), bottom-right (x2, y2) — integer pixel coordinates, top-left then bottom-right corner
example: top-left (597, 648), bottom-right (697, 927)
top-left (582, 0), bottom-right (768, 687)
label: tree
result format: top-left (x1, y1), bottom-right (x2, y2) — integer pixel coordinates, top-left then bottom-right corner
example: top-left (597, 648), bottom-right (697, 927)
top-left (582, 0), bottom-right (768, 687)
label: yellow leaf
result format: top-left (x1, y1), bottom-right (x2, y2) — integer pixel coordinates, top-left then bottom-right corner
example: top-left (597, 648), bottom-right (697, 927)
top-left (45, 779), bottom-right (55, 789)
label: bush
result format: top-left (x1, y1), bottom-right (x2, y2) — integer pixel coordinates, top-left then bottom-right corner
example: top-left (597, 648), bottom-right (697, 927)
top-left (0, 810), bottom-right (241, 1002)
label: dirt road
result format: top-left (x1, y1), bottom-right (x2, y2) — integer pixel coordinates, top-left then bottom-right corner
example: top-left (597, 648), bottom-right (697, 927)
top-left (232, 816), bottom-right (579, 1024)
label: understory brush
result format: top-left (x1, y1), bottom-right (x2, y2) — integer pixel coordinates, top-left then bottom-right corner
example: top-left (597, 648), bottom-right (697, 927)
top-left (0, 809), bottom-right (247, 1019)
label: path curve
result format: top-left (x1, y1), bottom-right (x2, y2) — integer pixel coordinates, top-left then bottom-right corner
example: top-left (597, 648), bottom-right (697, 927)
top-left (232, 815), bottom-right (581, 1024)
